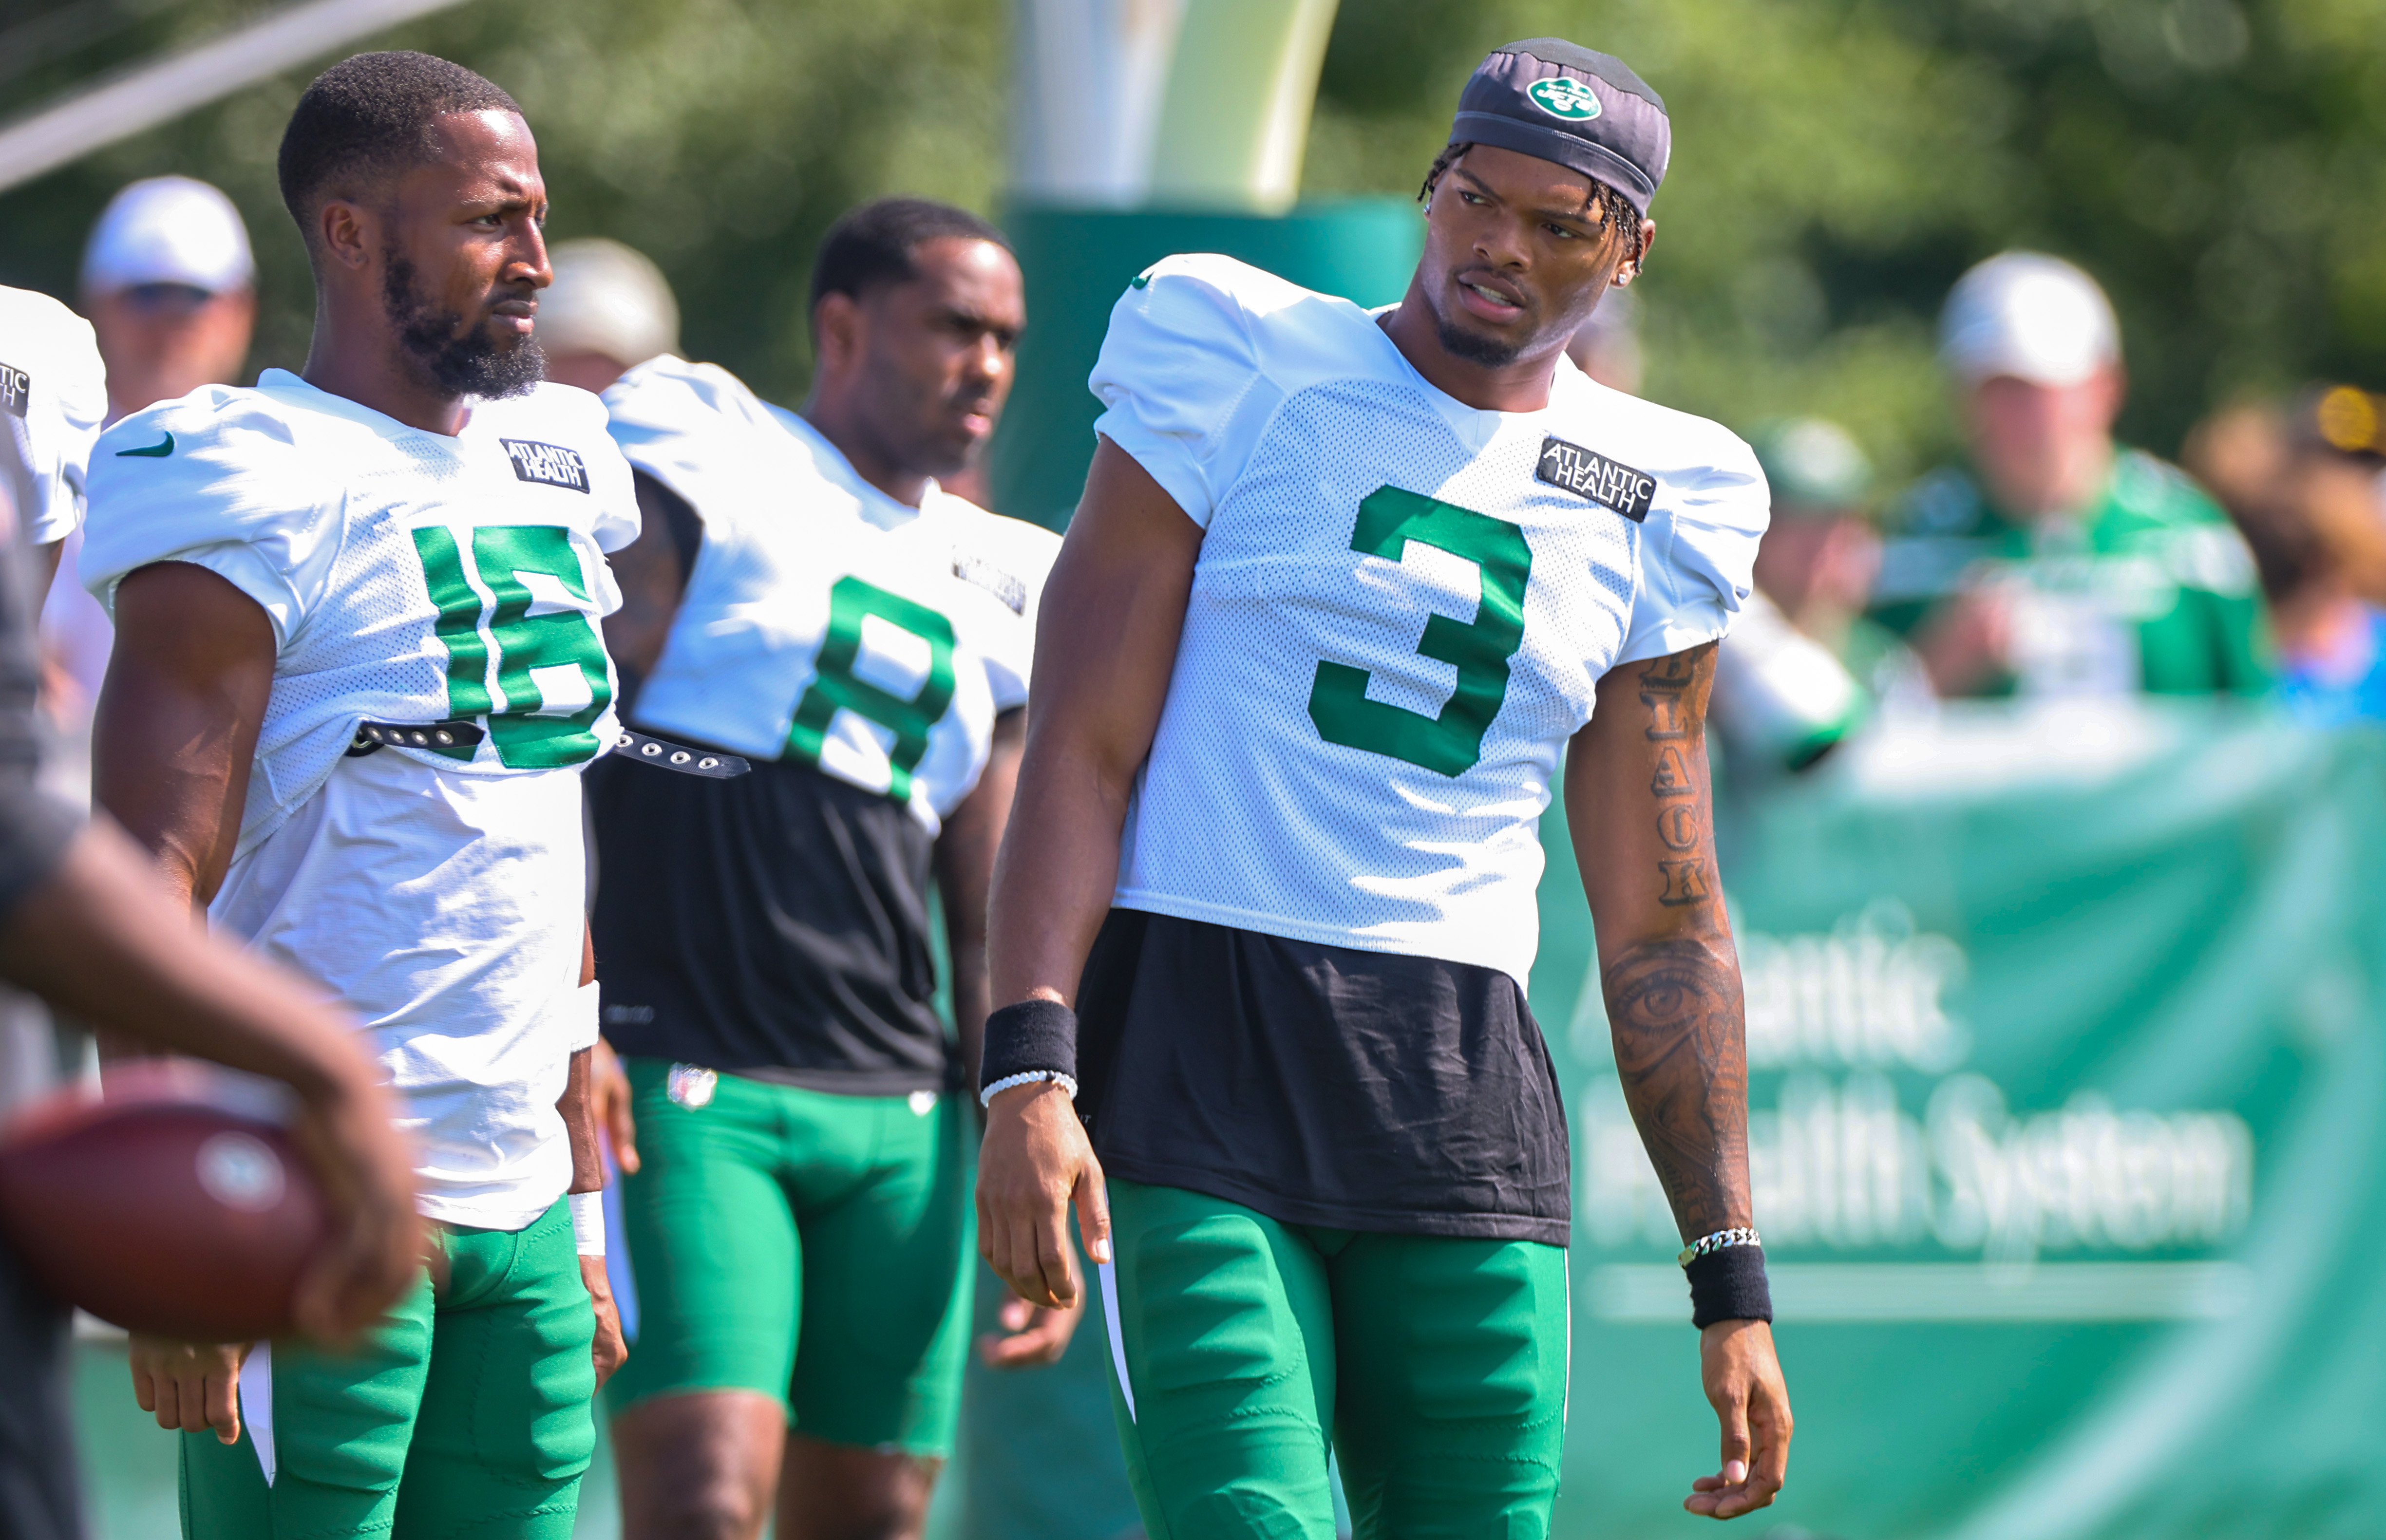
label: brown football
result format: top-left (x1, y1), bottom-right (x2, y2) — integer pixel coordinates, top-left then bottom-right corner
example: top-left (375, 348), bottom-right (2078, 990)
top-left (0, 1071), bottom-right (328, 1340)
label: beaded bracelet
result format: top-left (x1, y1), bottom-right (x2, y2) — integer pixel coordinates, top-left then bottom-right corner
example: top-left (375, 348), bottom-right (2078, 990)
top-left (978, 1069), bottom-right (1079, 1109)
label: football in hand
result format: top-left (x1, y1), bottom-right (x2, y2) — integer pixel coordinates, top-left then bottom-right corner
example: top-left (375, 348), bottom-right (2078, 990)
top-left (0, 1067), bottom-right (329, 1340)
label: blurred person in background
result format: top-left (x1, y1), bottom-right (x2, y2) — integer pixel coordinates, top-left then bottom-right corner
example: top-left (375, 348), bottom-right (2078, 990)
top-left (40, 177), bottom-right (259, 728)
top-left (538, 238), bottom-right (680, 394)
top-left (1747, 417), bottom-right (1931, 713)
top-left (1712, 418), bottom-right (1918, 778)
top-left (80, 176), bottom-right (256, 425)
top-left (2188, 391), bottom-right (2386, 724)
top-left (1870, 251), bottom-right (2266, 700)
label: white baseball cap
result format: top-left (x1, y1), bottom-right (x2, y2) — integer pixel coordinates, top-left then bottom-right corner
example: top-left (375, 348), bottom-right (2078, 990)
top-left (81, 176), bottom-right (255, 296)
top-left (539, 239), bottom-right (679, 366)
top-left (1938, 251), bottom-right (2119, 387)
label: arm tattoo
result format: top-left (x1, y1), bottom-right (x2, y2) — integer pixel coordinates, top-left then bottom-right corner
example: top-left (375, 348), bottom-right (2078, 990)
top-left (1636, 646), bottom-right (1710, 907)
top-left (1603, 935), bottom-right (1750, 1238)
top-left (1602, 641), bottom-right (1750, 1237)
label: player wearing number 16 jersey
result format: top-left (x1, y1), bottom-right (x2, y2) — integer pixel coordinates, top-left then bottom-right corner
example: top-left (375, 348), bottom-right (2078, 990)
top-left (83, 54), bottom-right (630, 1537)
top-left (978, 38), bottom-right (1794, 1538)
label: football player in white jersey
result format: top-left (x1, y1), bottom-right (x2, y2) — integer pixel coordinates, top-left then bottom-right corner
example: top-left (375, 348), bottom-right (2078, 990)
top-left (590, 200), bottom-right (1062, 1540)
top-left (977, 38), bottom-right (1794, 1537)
top-left (83, 52), bottom-right (639, 1538)
top-left (0, 284), bottom-right (107, 577)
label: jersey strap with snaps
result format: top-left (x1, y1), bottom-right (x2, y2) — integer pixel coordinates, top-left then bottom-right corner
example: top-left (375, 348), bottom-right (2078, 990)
top-left (611, 727), bottom-right (750, 778)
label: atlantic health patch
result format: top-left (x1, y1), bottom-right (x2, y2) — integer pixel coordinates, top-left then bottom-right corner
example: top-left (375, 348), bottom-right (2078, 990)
top-left (1535, 435), bottom-right (1655, 523)
top-left (0, 362), bottom-right (29, 420)
top-left (500, 438), bottom-right (590, 493)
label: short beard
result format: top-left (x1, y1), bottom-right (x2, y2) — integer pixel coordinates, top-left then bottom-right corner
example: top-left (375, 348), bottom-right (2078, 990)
top-left (382, 246), bottom-right (544, 399)
top-left (1434, 310), bottom-right (1526, 369)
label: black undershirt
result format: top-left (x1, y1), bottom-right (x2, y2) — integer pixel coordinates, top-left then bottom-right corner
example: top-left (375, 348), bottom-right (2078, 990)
top-left (587, 733), bottom-right (949, 1095)
top-left (592, 470), bottom-right (950, 1092)
top-left (1077, 910), bottom-right (1572, 1245)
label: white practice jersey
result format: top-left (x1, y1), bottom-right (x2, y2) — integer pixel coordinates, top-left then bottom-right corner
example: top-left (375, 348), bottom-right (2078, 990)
top-left (83, 370), bottom-right (638, 1228)
top-left (605, 356), bottom-right (1058, 834)
top-left (1093, 255), bottom-right (1769, 987)
top-left (0, 286), bottom-right (107, 545)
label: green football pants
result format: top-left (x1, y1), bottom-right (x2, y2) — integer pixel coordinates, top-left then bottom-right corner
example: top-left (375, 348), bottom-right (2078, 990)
top-left (1098, 1179), bottom-right (1570, 1540)
top-left (179, 1195), bottom-right (597, 1539)
top-left (604, 1059), bottom-right (975, 1455)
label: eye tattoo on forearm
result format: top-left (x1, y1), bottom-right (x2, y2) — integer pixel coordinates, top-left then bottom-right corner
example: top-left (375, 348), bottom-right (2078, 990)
top-left (1637, 645), bottom-right (1712, 908)
top-left (1603, 936), bottom-right (1749, 1234)
top-left (1604, 643), bottom-right (1745, 1234)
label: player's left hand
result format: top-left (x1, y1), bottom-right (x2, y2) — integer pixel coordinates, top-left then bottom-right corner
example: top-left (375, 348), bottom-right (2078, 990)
top-left (582, 1255), bottom-right (627, 1389)
top-left (1685, 1318), bottom-right (1791, 1519)
top-left (977, 1290), bottom-right (1085, 1369)
top-left (590, 1036), bottom-right (639, 1175)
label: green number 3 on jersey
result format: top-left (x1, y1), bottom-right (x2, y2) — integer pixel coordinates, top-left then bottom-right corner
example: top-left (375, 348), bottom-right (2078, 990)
top-left (1308, 486), bottom-right (1534, 778)
top-left (786, 575), bottom-right (958, 803)
top-left (413, 526), bottom-right (614, 769)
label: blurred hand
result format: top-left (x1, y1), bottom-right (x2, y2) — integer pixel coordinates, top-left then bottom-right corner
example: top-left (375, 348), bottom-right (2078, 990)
top-left (590, 1037), bottom-right (639, 1175)
top-left (584, 1255), bottom-right (627, 1389)
top-left (975, 1082), bottom-right (1109, 1310)
top-left (1685, 1319), bottom-right (1792, 1520)
top-left (978, 1290), bottom-right (1085, 1369)
top-left (284, 1080), bottom-right (422, 1345)
top-left (1913, 587), bottom-right (2014, 698)
top-left (129, 1335), bottom-right (248, 1444)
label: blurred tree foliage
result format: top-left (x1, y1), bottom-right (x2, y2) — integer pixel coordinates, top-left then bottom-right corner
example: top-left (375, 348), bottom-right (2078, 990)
top-left (0, 0), bottom-right (2377, 486)
top-left (1309, 0), bottom-right (2386, 483)
top-left (0, 0), bottom-right (1005, 406)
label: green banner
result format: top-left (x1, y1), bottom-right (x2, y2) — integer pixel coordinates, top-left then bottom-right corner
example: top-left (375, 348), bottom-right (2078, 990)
top-left (1541, 702), bottom-right (2386, 1539)
top-left (951, 702), bottom-right (2386, 1540)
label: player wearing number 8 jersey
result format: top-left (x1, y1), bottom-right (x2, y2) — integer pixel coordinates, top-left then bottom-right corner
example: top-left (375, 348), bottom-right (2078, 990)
top-left (82, 53), bottom-right (629, 1537)
top-left (978, 38), bottom-right (1793, 1539)
top-left (587, 201), bottom-right (1063, 1540)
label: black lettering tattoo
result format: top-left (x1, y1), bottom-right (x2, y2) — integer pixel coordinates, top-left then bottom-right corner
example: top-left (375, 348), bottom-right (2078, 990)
top-left (1658, 858), bottom-right (1710, 906)
top-left (1656, 803), bottom-right (1699, 851)
top-left (1602, 934), bottom-right (1751, 1239)
top-left (1650, 744), bottom-right (1694, 798)
top-left (1641, 688), bottom-right (1688, 740)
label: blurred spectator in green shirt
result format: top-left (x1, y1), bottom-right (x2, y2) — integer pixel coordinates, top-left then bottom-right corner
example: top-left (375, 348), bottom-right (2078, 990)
top-left (1871, 252), bottom-right (2269, 699)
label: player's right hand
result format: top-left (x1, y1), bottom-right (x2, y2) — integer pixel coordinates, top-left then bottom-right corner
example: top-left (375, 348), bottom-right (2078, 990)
top-left (286, 1076), bottom-right (423, 1343)
top-left (976, 1080), bottom-right (1110, 1312)
top-left (129, 1335), bottom-right (249, 1445)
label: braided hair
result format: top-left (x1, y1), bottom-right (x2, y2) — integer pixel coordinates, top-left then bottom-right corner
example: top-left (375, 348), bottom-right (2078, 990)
top-left (1419, 141), bottom-right (1647, 269)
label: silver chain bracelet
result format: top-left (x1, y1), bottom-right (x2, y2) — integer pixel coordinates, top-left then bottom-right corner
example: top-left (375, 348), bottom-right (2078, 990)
top-left (1677, 1226), bottom-right (1762, 1268)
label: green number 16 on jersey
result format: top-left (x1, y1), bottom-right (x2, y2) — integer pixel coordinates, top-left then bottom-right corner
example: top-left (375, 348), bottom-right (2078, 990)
top-left (413, 525), bottom-right (614, 769)
top-left (1308, 486), bottom-right (1534, 777)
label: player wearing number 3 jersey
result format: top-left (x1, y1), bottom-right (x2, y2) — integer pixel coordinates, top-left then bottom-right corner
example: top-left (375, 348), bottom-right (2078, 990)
top-left (82, 54), bottom-right (629, 1538)
top-left (978, 38), bottom-right (1794, 1539)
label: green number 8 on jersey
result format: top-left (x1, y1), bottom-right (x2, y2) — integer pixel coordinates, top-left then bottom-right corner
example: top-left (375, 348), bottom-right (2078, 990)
top-left (1307, 485), bottom-right (1534, 778)
top-left (786, 575), bottom-right (958, 803)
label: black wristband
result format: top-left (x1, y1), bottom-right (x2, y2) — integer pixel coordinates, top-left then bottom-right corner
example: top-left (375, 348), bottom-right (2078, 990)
top-left (979, 998), bottom-right (1080, 1094)
top-left (1685, 1245), bottom-right (1772, 1329)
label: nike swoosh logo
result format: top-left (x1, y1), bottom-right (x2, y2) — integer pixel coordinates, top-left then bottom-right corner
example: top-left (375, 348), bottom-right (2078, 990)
top-left (115, 432), bottom-right (173, 458)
